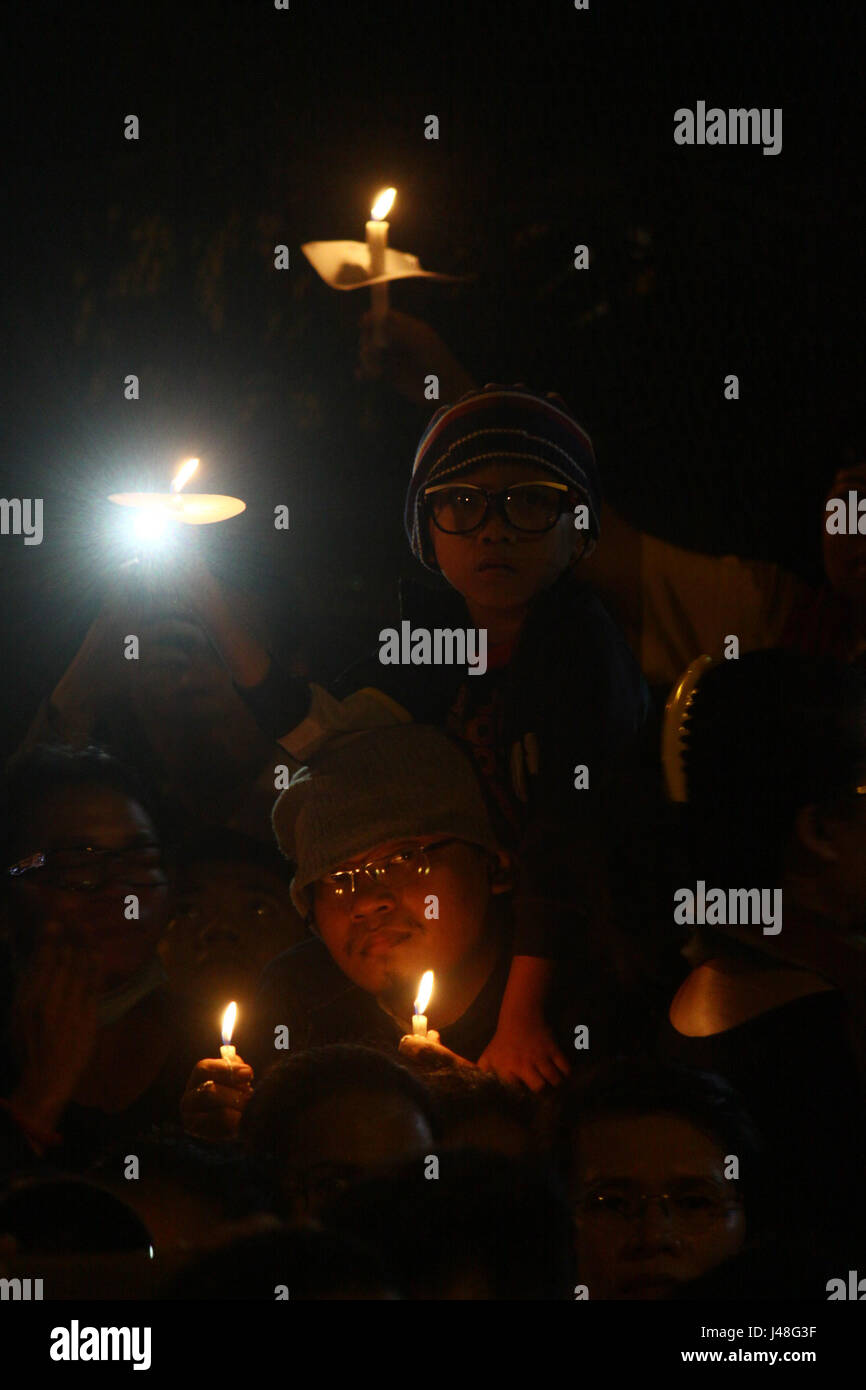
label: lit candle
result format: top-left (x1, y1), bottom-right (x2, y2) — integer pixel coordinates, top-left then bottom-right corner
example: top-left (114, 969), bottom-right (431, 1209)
top-left (411, 970), bottom-right (434, 1037)
top-left (366, 186), bottom-right (396, 342)
top-left (220, 1001), bottom-right (238, 1070)
top-left (108, 457), bottom-right (246, 530)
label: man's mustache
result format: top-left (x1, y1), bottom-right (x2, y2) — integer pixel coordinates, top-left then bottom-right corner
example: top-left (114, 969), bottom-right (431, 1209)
top-left (348, 917), bottom-right (423, 956)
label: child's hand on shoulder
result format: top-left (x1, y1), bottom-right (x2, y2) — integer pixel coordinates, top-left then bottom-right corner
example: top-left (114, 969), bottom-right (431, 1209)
top-left (478, 1016), bottom-right (571, 1092)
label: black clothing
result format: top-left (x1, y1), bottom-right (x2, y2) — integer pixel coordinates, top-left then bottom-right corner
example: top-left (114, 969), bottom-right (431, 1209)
top-left (659, 989), bottom-right (866, 1236)
top-left (239, 571), bottom-right (649, 958)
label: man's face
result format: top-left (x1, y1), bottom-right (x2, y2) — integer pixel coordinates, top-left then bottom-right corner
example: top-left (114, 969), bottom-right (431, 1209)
top-left (279, 1089), bottom-right (433, 1221)
top-left (427, 462), bottom-right (583, 612)
top-left (160, 858), bottom-right (307, 1001)
top-left (312, 836), bottom-right (495, 1008)
top-left (822, 464), bottom-right (866, 606)
top-left (10, 786), bottom-right (169, 990)
top-left (132, 618), bottom-right (233, 722)
top-left (573, 1113), bottom-right (746, 1299)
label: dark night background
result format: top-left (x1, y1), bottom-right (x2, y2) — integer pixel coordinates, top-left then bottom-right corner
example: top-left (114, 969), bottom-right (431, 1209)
top-left (2, 0), bottom-right (863, 760)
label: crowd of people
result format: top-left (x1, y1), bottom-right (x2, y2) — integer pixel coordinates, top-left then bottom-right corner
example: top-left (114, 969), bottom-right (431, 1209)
top-left (1, 313), bottom-right (864, 1300)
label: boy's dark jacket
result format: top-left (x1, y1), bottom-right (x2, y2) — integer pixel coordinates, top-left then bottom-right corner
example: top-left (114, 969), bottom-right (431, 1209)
top-left (240, 569), bottom-right (649, 957)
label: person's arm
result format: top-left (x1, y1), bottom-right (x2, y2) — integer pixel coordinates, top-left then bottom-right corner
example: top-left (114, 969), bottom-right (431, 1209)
top-left (356, 309), bottom-right (478, 404)
top-left (579, 500), bottom-right (644, 639)
top-left (4, 930), bottom-right (101, 1154)
top-left (476, 956), bottom-right (571, 1091)
top-left (19, 572), bottom-right (138, 750)
top-left (175, 550), bottom-right (274, 690)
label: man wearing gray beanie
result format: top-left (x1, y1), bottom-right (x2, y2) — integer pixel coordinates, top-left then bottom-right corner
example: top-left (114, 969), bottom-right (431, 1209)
top-left (182, 725), bottom-right (592, 1125)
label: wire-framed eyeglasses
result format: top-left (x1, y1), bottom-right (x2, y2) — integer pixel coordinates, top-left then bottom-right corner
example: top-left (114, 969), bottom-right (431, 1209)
top-left (320, 838), bottom-right (459, 897)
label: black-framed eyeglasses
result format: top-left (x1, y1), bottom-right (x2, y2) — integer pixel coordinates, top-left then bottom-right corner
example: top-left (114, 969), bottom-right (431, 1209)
top-left (320, 838), bottom-right (459, 897)
top-left (575, 1182), bottom-right (743, 1231)
top-left (7, 844), bottom-right (167, 893)
top-left (423, 481), bottom-right (574, 535)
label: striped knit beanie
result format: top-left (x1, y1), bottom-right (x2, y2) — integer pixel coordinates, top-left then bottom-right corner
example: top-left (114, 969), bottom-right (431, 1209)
top-left (404, 384), bottom-right (601, 570)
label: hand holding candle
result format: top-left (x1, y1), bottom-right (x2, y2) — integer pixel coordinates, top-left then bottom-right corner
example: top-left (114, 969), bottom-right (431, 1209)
top-left (399, 969), bottom-right (475, 1070)
top-left (180, 1001), bottom-right (253, 1140)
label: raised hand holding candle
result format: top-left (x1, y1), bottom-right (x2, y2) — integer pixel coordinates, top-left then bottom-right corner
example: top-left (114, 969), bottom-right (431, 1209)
top-left (220, 1001), bottom-right (238, 1070)
top-left (411, 970), bottom-right (434, 1038)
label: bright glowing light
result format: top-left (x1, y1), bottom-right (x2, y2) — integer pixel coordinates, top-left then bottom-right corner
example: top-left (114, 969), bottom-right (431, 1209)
top-left (171, 457), bottom-right (199, 493)
top-left (370, 187), bottom-right (396, 221)
top-left (131, 509), bottom-right (170, 545)
top-left (414, 970), bottom-right (434, 1016)
top-left (109, 492), bottom-right (246, 524)
top-left (221, 1001), bottom-right (238, 1045)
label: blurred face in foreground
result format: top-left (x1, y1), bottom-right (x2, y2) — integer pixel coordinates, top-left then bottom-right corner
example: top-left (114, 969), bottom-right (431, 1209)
top-left (311, 835), bottom-right (504, 1017)
top-left (278, 1088), bottom-right (433, 1221)
top-left (573, 1112), bottom-right (746, 1299)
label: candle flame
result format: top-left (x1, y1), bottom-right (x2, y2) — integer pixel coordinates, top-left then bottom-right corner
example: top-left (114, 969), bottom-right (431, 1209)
top-left (414, 970), bottom-right (433, 1016)
top-left (370, 187), bottom-right (396, 221)
top-left (221, 1001), bottom-right (237, 1044)
top-left (171, 457), bottom-right (199, 493)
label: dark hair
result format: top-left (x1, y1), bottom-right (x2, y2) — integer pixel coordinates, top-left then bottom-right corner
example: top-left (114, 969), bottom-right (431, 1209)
top-left (0, 1174), bottom-right (152, 1254)
top-left (560, 1058), bottom-right (765, 1227)
top-left (170, 827), bottom-right (294, 882)
top-left (240, 1044), bottom-right (435, 1159)
top-left (2, 743), bottom-right (160, 863)
top-left (161, 1224), bottom-right (395, 1300)
top-left (681, 650), bottom-right (866, 886)
top-left (423, 1066), bottom-right (538, 1139)
top-left (90, 1129), bottom-right (271, 1223)
top-left (324, 1149), bottom-right (576, 1299)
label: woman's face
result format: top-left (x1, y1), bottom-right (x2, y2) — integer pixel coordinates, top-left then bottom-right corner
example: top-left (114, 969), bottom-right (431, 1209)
top-left (9, 785), bottom-right (169, 990)
top-left (573, 1112), bottom-right (746, 1299)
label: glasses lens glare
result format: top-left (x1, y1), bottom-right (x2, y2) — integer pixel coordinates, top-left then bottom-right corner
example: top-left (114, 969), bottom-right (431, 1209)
top-left (428, 487), bottom-right (486, 533)
top-left (505, 485), bottom-right (563, 529)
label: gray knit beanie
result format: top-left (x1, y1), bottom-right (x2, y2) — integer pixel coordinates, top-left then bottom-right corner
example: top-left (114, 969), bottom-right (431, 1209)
top-left (271, 725), bottom-right (501, 916)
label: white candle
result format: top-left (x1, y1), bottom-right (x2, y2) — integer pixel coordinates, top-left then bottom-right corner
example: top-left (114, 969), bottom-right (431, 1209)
top-left (366, 187), bottom-right (396, 340)
top-left (220, 1001), bottom-right (238, 1070)
top-left (108, 457), bottom-right (245, 528)
top-left (411, 970), bottom-right (434, 1038)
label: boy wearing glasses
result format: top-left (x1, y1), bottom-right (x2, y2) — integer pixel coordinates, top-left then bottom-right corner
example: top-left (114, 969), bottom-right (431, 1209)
top-left (186, 388), bottom-right (646, 1090)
